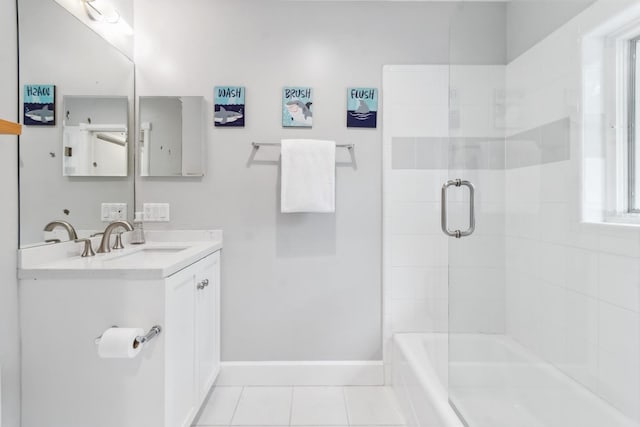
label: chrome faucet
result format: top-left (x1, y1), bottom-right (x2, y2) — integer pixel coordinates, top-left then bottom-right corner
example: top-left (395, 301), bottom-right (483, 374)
top-left (97, 220), bottom-right (134, 253)
top-left (43, 220), bottom-right (78, 241)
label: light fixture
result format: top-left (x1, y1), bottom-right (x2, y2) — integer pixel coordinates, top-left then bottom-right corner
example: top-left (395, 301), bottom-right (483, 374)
top-left (84, 0), bottom-right (120, 24)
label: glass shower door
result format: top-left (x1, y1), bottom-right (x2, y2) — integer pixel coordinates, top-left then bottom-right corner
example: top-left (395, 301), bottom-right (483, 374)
top-left (445, 2), bottom-right (640, 427)
top-left (444, 4), bottom-right (521, 425)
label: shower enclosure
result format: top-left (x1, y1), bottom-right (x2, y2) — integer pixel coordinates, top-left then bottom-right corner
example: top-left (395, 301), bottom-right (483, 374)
top-left (387, 1), bottom-right (640, 426)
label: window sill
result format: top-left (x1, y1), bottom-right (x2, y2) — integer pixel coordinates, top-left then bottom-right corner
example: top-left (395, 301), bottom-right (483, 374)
top-left (582, 214), bottom-right (640, 230)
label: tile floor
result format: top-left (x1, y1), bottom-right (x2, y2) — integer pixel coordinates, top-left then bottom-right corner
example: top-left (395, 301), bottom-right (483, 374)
top-left (193, 386), bottom-right (406, 427)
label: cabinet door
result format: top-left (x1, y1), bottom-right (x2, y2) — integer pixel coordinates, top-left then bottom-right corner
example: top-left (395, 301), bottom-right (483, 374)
top-left (195, 251), bottom-right (220, 403)
top-left (165, 268), bottom-right (197, 427)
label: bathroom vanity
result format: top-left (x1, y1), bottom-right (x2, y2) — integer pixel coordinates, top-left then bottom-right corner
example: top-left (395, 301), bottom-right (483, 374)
top-left (18, 230), bottom-right (222, 427)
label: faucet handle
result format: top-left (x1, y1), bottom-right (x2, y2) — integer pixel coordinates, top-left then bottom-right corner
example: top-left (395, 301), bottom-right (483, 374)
top-left (113, 232), bottom-right (125, 250)
top-left (90, 232), bottom-right (104, 238)
top-left (75, 238), bottom-right (95, 257)
top-left (97, 220), bottom-right (134, 254)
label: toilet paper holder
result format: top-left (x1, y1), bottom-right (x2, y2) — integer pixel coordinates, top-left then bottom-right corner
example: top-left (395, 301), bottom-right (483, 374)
top-left (95, 325), bottom-right (162, 346)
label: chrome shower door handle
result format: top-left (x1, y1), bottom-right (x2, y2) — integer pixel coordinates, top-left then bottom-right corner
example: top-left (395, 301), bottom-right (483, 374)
top-left (441, 179), bottom-right (476, 239)
top-left (441, 180), bottom-right (459, 238)
top-left (458, 180), bottom-right (475, 237)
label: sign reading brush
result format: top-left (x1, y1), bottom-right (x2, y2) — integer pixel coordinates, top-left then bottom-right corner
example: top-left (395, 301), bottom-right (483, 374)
top-left (347, 87), bottom-right (377, 128)
top-left (214, 86), bottom-right (245, 127)
top-left (24, 84), bottom-right (55, 126)
top-left (282, 87), bottom-right (313, 128)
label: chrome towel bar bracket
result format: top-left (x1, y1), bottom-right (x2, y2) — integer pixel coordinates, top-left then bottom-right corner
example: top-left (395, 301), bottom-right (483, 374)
top-left (251, 141), bottom-right (354, 151)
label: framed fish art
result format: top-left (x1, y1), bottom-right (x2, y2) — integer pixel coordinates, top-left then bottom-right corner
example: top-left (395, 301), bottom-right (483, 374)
top-left (214, 86), bottom-right (245, 127)
top-left (282, 86), bottom-right (313, 128)
top-left (347, 87), bottom-right (378, 128)
top-left (24, 84), bottom-right (55, 126)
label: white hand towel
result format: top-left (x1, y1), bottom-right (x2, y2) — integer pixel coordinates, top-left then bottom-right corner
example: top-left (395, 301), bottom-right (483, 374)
top-left (281, 139), bottom-right (336, 213)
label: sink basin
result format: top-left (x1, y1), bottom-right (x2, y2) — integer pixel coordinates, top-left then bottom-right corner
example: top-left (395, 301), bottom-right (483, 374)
top-left (103, 246), bottom-right (190, 264)
top-left (138, 247), bottom-right (190, 254)
top-left (18, 230), bottom-right (224, 280)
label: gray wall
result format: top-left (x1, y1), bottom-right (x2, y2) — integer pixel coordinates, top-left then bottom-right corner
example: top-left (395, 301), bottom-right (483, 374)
top-left (135, 0), bottom-right (505, 361)
top-left (506, 0), bottom-right (596, 62)
top-left (450, 2), bottom-right (507, 64)
top-left (0, 0), bottom-right (19, 424)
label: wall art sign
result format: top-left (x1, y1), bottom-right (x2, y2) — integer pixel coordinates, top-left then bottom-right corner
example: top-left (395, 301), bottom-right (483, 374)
top-left (282, 86), bottom-right (313, 128)
top-left (24, 84), bottom-right (55, 126)
top-left (347, 87), bottom-right (378, 128)
top-left (214, 86), bottom-right (245, 127)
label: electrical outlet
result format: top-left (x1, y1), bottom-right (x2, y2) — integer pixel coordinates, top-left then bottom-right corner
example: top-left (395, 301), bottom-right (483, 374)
top-left (142, 203), bottom-right (170, 222)
top-left (101, 203), bottom-right (127, 222)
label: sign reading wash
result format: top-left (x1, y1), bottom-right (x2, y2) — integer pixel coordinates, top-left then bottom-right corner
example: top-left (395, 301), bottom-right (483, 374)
top-left (347, 87), bottom-right (377, 128)
top-left (282, 86), bottom-right (313, 128)
top-left (24, 84), bottom-right (55, 126)
top-left (214, 86), bottom-right (245, 127)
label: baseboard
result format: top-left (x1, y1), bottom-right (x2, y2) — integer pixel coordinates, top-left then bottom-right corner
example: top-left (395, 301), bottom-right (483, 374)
top-left (216, 361), bottom-right (384, 386)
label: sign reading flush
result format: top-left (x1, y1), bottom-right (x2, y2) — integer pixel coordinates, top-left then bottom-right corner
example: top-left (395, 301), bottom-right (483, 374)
top-left (347, 87), bottom-right (377, 128)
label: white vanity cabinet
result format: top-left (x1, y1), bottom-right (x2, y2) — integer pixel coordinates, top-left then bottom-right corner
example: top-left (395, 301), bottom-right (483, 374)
top-left (195, 253), bottom-right (221, 401)
top-left (166, 251), bottom-right (221, 427)
top-left (19, 238), bottom-right (222, 427)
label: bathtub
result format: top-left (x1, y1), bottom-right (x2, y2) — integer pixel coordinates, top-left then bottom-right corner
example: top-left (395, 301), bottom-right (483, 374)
top-left (392, 333), bottom-right (463, 427)
top-left (392, 333), bottom-right (637, 427)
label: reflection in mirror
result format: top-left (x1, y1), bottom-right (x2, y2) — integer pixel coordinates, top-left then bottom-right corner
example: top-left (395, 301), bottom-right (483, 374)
top-left (63, 96), bottom-right (128, 177)
top-left (18, 0), bottom-right (134, 247)
top-left (139, 96), bottom-right (205, 177)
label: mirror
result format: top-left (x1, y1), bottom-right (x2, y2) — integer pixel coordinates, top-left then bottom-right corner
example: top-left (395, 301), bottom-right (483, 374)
top-left (138, 96), bottom-right (205, 177)
top-left (63, 96), bottom-right (129, 177)
top-left (18, 0), bottom-right (135, 247)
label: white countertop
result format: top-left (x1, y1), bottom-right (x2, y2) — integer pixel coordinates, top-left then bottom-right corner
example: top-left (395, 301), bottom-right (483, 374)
top-left (18, 230), bottom-right (223, 280)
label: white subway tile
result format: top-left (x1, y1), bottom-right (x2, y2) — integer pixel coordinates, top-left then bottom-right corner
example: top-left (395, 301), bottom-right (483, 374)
top-left (597, 348), bottom-right (640, 421)
top-left (598, 254), bottom-right (640, 312)
top-left (565, 247), bottom-right (598, 298)
top-left (561, 334), bottom-right (598, 392)
top-left (598, 227), bottom-right (640, 258)
top-left (390, 299), bottom-right (416, 333)
top-left (390, 235), bottom-right (445, 267)
top-left (536, 242), bottom-right (567, 287)
top-left (385, 171), bottom-right (418, 202)
top-left (564, 290), bottom-right (598, 344)
top-left (540, 162), bottom-right (571, 203)
top-left (598, 302), bottom-right (639, 356)
top-left (415, 170), bottom-right (448, 202)
top-left (390, 268), bottom-right (415, 300)
top-left (390, 202), bottom-right (439, 235)
top-left (539, 202), bottom-right (570, 244)
top-left (449, 267), bottom-right (505, 301)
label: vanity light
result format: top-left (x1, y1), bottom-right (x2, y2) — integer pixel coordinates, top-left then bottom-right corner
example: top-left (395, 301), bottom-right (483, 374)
top-left (84, 0), bottom-right (120, 24)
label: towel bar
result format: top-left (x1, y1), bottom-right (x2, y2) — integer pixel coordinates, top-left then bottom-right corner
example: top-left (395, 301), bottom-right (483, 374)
top-left (252, 142), bottom-right (354, 151)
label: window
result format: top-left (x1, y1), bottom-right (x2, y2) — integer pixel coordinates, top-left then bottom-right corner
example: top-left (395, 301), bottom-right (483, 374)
top-left (630, 37), bottom-right (640, 212)
top-left (581, 11), bottom-right (640, 225)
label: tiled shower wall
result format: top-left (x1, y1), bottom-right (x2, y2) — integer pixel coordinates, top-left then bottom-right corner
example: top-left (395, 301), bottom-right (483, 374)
top-left (383, 68), bottom-right (450, 362)
top-left (385, 4), bottom-right (640, 420)
top-left (382, 65), bottom-right (506, 380)
top-left (504, 1), bottom-right (640, 421)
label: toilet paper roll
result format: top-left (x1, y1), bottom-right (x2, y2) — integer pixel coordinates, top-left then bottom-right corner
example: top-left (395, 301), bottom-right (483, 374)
top-left (97, 327), bottom-right (145, 359)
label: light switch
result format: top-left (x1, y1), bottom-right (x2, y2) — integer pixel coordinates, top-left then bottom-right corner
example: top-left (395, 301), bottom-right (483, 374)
top-left (101, 203), bottom-right (127, 222)
top-left (142, 203), bottom-right (170, 222)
